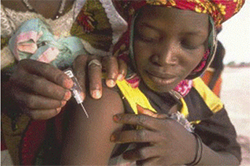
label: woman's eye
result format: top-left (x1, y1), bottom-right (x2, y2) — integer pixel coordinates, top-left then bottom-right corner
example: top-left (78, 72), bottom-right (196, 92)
top-left (140, 36), bottom-right (157, 43)
top-left (138, 34), bottom-right (158, 43)
top-left (141, 37), bottom-right (155, 42)
top-left (181, 40), bottom-right (200, 50)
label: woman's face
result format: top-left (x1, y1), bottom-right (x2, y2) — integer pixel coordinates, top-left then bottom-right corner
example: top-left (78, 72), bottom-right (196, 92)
top-left (134, 6), bottom-right (209, 93)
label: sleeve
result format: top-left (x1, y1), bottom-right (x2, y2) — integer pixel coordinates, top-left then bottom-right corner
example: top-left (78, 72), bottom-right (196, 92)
top-left (194, 108), bottom-right (242, 162)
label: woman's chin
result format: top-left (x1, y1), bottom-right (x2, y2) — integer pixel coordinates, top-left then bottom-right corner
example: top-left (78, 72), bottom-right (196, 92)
top-left (142, 76), bottom-right (178, 93)
top-left (143, 80), bottom-right (175, 93)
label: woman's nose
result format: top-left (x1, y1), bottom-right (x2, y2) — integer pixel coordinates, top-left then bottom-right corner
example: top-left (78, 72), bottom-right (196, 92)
top-left (151, 43), bottom-right (178, 66)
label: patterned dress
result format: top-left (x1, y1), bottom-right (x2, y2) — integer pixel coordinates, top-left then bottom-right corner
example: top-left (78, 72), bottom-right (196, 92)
top-left (1, 0), bottom-right (127, 165)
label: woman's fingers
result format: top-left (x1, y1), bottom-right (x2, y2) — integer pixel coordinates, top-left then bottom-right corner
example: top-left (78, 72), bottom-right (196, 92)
top-left (117, 58), bottom-right (127, 81)
top-left (11, 86), bottom-right (67, 120)
top-left (19, 59), bottom-right (73, 89)
top-left (102, 57), bottom-right (127, 85)
top-left (102, 56), bottom-right (118, 87)
top-left (88, 57), bottom-right (103, 99)
top-left (137, 104), bottom-right (168, 118)
top-left (102, 57), bottom-right (127, 87)
top-left (73, 55), bottom-right (88, 100)
top-left (110, 129), bottom-right (159, 143)
top-left (113, 113), bottom-right (169, 131)
top-left (14, 73), bottom-right (71, 101)
top-left (74, 55), bottom-right (103, 99)
top-left (26, 108), bottom-right (62, 120)
top-left (123, 146), bottom-right (159, 161)
top-left (74, 55), bottom-right (103, 100)
top-left (137, 105), bottom-right (158, 118)
top-left (11, 60), bottom-right (72, 101)
top-left (14, 90), bottom-right (66, 109)
top-left (7, 59), bottom-right (72, 120)
top-left (73, 55), bottom-right (128, 100)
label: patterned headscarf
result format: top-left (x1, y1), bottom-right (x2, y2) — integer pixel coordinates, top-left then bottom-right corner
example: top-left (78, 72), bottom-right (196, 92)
top-left (113, 0), bottom-right (245, 96)
top-left (121, 0), bottom-right (245, 27)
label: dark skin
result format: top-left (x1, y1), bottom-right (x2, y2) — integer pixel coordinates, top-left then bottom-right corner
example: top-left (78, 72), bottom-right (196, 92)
top-left (1, 0), bottom-right (74, 19)
top-left (2, 55), bottom-right (126, 120)
top-left (1, 0), bottom-right (127, 120)
top-left (61, 7), bottom-right (239, 165)
top-left (2, 0), bottom-right (127, 19)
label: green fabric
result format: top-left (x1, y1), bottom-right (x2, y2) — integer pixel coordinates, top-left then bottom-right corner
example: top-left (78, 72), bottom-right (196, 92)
top-left (70, 0), bottom-right (113, 52)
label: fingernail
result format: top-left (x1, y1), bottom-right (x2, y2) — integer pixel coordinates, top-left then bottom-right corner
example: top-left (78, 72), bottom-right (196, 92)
top-left (64, 78), bottom-right (73, 89)
top-left (107, 79), bottom-right (116, 87)
top-left (117, 74), bottom-right (124, 81)
top-left (64, 90), bottom-right (72, 100)
top-left (56, 107), bottom-right (61, 113)
top-left (80, 92), bottom-right (85, 101)
top-left (113, 115), bottom-right (121, 122)
top-left (110, 134), bottom-right (116, 142)
top-left (61, 100), bottom-right (67, 107)
top-left (92, 90), bottom-right (101, 99)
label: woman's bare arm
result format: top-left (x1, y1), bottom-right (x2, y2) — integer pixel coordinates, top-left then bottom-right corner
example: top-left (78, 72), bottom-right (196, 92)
top-left (60, 86), bottom-right (124, 165)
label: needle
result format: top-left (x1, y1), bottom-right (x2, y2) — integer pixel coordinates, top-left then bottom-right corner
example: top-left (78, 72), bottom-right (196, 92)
top-left (64, 68), bottom-right (89, 118)
top-left (80, 103), bottom-right (89, 118)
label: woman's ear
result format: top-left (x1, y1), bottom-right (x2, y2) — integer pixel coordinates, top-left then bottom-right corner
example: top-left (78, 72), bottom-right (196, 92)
top-left (186, 17), bottom-right (217, 80)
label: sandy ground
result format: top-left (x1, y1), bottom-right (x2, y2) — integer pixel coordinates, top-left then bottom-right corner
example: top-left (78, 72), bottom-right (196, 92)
top-left (221, 67), bottom-right (250, 165)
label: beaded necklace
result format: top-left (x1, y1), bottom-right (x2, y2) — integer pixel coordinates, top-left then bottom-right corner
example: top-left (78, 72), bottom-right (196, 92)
top-left (22, 0), bottom-right (66, 19)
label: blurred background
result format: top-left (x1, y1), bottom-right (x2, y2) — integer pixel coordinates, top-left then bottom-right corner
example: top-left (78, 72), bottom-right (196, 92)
top-left (218, 1), bottom-right (250, 65)
top-left (218, 1), bottom-right (250, 165)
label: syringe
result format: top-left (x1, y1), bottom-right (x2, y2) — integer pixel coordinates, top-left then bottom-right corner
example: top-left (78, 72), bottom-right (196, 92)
top-left (64, 69), bottom-right (89, 118)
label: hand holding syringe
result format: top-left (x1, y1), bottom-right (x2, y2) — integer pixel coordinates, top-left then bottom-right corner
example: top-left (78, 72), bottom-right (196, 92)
top-left (64, 69), bottom-right (89, 118)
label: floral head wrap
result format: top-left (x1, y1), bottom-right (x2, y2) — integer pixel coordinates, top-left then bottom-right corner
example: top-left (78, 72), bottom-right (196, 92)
top-left (123, 0), bottom-right (245, 27)
top-left (113, 0), bottom-right (245, 96)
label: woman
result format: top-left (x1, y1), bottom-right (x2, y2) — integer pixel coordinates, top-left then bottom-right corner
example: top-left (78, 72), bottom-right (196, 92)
top-left (61, 0), bottom-right (244, 165)
top-left (1, 0), bottom-right (127, 165)
top-left (1, 0), bottom-right (127, 119)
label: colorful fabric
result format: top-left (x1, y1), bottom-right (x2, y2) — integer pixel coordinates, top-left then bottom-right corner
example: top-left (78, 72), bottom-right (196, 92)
top-left (1, 113), bottom-right (31, 165)
top-left (8, 18), bottom-right (86, 69)
top-left (70, 0), bottom-right (127, 55)
top-left (116, 80), bottom-right (157, 114)
top-left (121, 0), bottom-right (245, 27)
top-left (117, 77), bottom-right (224, 124)
top-left (201, 70), bottom-right (223, 96)
top-left (1, 1), bottom-right (81, 70)
top-left (110, 77), bottom-right (241, 164)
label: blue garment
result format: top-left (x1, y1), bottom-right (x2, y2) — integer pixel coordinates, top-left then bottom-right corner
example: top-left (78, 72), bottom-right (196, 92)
top-left (9, 18), bottom-right (86, 69)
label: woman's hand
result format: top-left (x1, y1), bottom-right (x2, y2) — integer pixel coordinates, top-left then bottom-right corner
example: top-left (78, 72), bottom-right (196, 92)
top-left (110, 108), bottom-right (197, 165)
top-left (7, 59), bottom-right (73, 120)
top-left (73, 55), bottom-right (127, 100)
top-left (3, 55), bottom-right (127, 120)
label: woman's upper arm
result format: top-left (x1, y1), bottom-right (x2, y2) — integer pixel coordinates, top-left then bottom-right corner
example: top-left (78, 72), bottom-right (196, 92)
top-left (61, 87), bottom-right (124, 165)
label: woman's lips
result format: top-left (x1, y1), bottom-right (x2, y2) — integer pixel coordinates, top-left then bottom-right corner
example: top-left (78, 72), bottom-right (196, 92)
top-left (146, 70), bottom-right (177, 85)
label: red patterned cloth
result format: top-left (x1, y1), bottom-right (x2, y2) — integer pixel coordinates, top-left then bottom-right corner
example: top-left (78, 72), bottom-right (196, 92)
top-left (120, 0), bottom-right (245, 26)
top-left (1, 132), bottom-right (7, 151)
top-left (113, 0), bottom-right (245, 97)
top-left (21, 120), bottom-right (47, 165)
top-left (21, 110), bottom-right (65, 165)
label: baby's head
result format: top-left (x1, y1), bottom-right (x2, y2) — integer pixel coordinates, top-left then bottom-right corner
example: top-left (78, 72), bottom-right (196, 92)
top-left (115, 0), bottom-right (245, 93)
